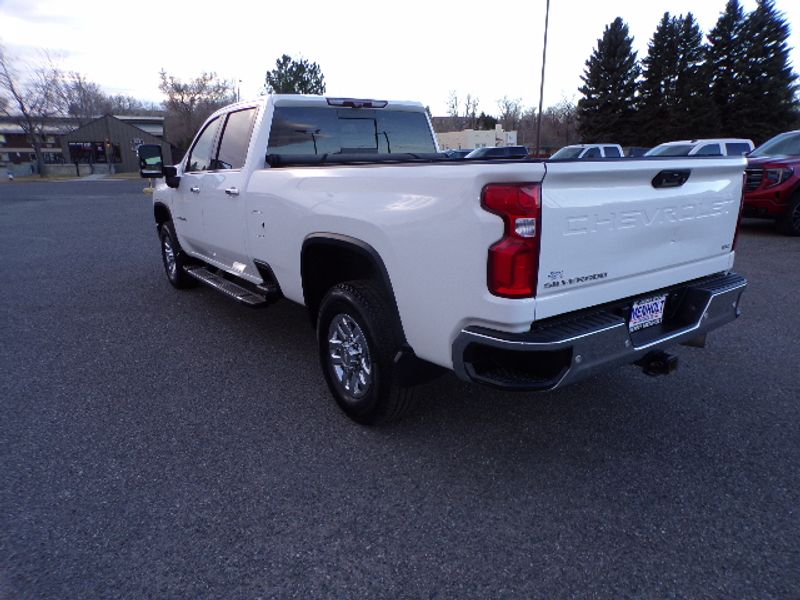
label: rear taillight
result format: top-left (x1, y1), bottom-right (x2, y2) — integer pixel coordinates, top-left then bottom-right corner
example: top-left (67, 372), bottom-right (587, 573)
top-left (481, 183), bottom-right (542, 298)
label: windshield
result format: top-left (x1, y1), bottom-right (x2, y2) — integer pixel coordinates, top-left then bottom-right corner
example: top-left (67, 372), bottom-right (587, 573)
top-left (550, 146), bottom-right (584, 159)
top-left (465, 148), bottom-right (491, 158)
top-left (749, 131), bottom-right (800, 157)
top-left (645, 144), bottom-right (694, 157)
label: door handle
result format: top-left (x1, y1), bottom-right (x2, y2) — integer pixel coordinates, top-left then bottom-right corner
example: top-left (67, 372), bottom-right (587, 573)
top-left (652, 170), bottom-right (691, 188)
top-left (190, 186), bottom-right (200, 193)
top-left (225, 187), bottom-right (240, 196)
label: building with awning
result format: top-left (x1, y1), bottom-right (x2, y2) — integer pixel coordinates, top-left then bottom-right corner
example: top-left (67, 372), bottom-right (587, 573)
top-left (60, 115), bottom-right (172, 174)
top-left (0, 114), bottom-right (171, 175)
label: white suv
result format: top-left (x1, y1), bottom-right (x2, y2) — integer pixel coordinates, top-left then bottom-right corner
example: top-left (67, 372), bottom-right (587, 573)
top-left (550, 144), bottom-right (624, 159)
top-left (645, 138), bottom-right (754, 157)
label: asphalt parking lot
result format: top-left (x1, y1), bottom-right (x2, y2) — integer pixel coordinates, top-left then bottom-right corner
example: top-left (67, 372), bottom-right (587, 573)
top-left (1, 179), bottom-right (798, 599)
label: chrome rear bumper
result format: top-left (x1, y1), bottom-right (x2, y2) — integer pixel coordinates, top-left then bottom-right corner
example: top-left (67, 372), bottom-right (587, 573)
top-left (452, 273), bottom-right (747, 391)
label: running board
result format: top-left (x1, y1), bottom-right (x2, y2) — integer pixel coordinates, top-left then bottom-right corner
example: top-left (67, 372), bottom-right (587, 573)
top-left (184, 266), bottom-right (277, 307)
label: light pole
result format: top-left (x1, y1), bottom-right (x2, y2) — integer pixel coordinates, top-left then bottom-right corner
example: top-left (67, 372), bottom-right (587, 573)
top-left (535, 0), bottom-right (551, 158)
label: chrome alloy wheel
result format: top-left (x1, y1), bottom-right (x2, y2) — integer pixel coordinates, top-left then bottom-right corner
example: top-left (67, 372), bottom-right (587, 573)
top-left (328, 313), bottom-right (372, 399)
top-left (162, 234), bottom-right (177, 279)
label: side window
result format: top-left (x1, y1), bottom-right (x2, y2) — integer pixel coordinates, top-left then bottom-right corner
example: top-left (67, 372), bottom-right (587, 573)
top-left (584, 147), bottom-right (601, 158)
top-left (215, 108), bottom-right (257, 170)
top-left (695, 143), bottom-right (722, 156)
top-left (725, 143), bottom-right (751, 156)
top-left (604, 146), bottom-right (622, 158)
top-left (186, 117), bottom-right (221, 172)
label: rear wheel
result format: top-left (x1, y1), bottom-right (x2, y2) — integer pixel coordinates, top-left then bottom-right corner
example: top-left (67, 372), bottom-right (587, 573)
top-left (317, 281), bottom-right (416, 425)
top-left (159, 221), bottom-right (194, 288)
top-left (777, 193), bottom-right (800, 236)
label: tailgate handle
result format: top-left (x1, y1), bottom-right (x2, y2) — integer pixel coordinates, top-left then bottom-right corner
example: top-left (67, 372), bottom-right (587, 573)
top-left (652, 170), bottom-right (691, 189)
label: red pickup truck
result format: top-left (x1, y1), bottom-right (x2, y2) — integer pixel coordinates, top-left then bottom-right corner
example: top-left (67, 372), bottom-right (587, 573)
top-left (744, 130), bottom-right (800, 236)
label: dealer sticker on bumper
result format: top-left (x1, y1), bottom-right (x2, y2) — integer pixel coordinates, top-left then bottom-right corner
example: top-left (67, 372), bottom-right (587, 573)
top-left (629, 294), bottom-right (667, 332)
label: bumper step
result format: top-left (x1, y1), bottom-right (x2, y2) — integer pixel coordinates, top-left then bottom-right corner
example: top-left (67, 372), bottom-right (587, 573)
top-left (184, 266), bottom-right (276, 307)
top-left (453, 272), bottom-right (747, 391)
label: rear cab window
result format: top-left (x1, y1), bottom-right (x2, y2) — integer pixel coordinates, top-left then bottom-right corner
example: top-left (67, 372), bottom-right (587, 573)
top-left (695, 143), bottom-right (722, 156)
top-left (267, 106), bottom-right (436, 157)
top-left (603, 146), bottom-right (622, 158)
top-left (725, 143), bottom-right (751, 156)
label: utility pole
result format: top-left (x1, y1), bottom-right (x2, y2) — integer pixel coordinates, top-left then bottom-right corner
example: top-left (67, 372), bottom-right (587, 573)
top-left (535, 0), bottom-right (551, 158)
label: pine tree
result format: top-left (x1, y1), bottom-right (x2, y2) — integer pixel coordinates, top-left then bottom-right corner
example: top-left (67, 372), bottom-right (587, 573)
top-left (738, 0), bottom-right (798, 142)
top-left (638, 13), bottom-right (715, 144)
top-left (264, 54), bottom-right (326, 95)
top-left (674, 13), bottom-right (716, 138)
top-left (638, 13), bottom-right (681, 146)
top-left (707, 0), bottom-right (748, 136)
top-left (577, 17), bottom-right (639, 145)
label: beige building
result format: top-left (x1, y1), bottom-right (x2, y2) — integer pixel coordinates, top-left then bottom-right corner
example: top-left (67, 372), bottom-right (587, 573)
top-left (436, 125), bottom-right (518, 151)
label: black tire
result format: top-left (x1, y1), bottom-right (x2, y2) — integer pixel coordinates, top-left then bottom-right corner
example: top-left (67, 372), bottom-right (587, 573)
top-left (158, 221), bottom-right (195, 289)
top-left (777, 193), bottom-right (800, 236)
top-left (317, 280), bottom-right (416, 425)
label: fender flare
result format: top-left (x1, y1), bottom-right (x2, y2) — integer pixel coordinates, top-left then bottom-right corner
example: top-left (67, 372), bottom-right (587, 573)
top-left (301, 233), bottom-right (444, 386)
top-left (302, 233), bottom-right (397, 306)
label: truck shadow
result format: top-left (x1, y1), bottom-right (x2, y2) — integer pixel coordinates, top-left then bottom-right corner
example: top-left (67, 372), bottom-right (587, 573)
top-left (192, 287), bottom-right (714, 468)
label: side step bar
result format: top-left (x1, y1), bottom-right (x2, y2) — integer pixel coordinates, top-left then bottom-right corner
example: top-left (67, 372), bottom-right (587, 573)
top-left (184, 266), bottom-right (278, 308)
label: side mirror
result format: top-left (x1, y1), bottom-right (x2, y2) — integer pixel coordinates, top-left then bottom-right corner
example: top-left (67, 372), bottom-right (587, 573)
top-left (138, 144), bottom-right (164, 178)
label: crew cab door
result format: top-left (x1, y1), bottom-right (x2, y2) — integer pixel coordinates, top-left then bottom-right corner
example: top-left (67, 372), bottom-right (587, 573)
top-left (176, 115), bottom-right (223, 256)
top-left (200, 107), bottom-right (258, 275)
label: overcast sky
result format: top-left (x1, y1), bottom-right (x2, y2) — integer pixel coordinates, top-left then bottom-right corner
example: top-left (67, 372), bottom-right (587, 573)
top-left (1, 0), bottom-right (798, 116)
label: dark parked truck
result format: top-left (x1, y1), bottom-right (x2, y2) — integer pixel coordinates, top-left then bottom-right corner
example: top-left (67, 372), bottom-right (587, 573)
top-left (744, 130), bottom-right (800, 236)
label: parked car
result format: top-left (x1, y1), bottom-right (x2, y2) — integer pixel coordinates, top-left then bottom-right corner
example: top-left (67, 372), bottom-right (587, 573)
top-left (743, 130), bottom-right (800, 236)
top-left (465, 146), bottom-right (529, 159)
top-left (645, 138), bottom-right (754, 157)
top-left (550, 144), bottom-right (624, 159)
top-left (444, 149), bottom-right (473, 159)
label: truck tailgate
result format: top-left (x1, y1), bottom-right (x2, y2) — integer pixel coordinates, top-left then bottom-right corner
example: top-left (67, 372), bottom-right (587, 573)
top-left (536, 158), bottom-right (744, 320)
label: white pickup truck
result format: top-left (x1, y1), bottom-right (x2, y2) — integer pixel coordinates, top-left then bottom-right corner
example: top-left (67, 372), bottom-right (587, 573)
top-left (138, 95), bottom-right (747, 424)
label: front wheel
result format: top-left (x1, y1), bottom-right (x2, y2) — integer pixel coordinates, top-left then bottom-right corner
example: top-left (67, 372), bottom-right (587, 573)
top-left (777, 194), bottom-right (800, 236)
top-left (317, 281), bottom-right (416, 425)
top-left (159, 221), bottom-right (194, 288)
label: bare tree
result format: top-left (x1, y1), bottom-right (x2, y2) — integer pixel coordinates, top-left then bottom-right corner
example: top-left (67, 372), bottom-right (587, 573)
top-left (60, 71), bottom-right (108, 124)
top-left (0, 45), bottom-right (64, 176)
top-left (497, 96), bottom-right (523, 131)
top-left (446, 90), bottom-right (460, 118)
top-left (159, 70), bottom-right (234, 153)
top-left (463, 93), bottom-right (479, 129)
top-left (547, 99), bottom-right (578, 146)
top-left (62, 72), bottom-right (163, 121)
top-left (106, 94), bottom-right (161, 115)
top-left (517, 106), bottom-right (537, 146)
